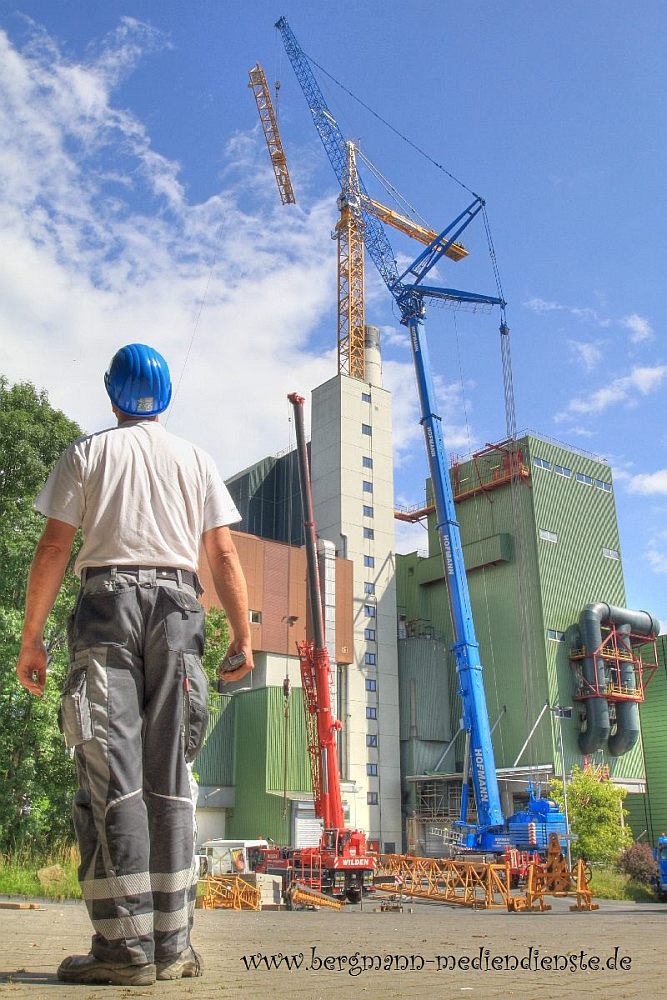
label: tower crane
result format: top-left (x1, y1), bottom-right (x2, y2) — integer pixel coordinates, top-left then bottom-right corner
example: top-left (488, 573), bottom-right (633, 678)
top-left (276, 17), bottom-right (566, 852)
top-left (335, 141), bottom-right (469, 381)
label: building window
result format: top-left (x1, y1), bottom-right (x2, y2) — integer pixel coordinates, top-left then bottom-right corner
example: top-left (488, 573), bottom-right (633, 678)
top-left (363, 527), bottom-right (375, 540)
top-left (362, 392), bottom-right (371, 403)
top-left (538, 528), bottom-right (558, 543)
top-left (362, 423), bottom-right (372, 436)
top-left (554, 464), bottom-right (572, 478)
top-left (547, 629), bottom-right (565, 642)
top-left (363, 505), bottom-right (374, 518)
top-left (367, 792), bottom-right (379, 805)
top-left (576, 472), bottom-right (593, 486)
top-left (533, 457), bottom-right (551, 471)
top-left (602, 547), bottom-right (620, 560)
top-left (367, 763), bottom-right (378, 776)
top-left (364, 605), bottom-right (376, 618)
top-left (363, 480), bottom-right (373, 493)
top-left (366, 734), bottom-right (378, 747)
top-left (366, 707), bottom-right (377, 720)
top-left (249, 610), bottom-right (262, 624)
top-left (364, 582), bottom-right (375, 595)
top-left (362, 456), bottom-right (373, 469)
top-left (365, 677), bottom-right (377, 691)
top-left (595, 479), bottom-right (612, 492)
top-left (364, 555), bottom-right (375, 568)
top-left (364, 628), bottom-right (376, 641)
top-left (365, 653), bottom-right (377, 666)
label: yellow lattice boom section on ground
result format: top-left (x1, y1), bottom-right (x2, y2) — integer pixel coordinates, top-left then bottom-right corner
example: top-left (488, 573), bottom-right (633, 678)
top-left (199, 876), bottom-right (262, 911)
top-left (374, 853), bottom-right (515, 909)
top-left (374, 836), bottom-right (599, 914)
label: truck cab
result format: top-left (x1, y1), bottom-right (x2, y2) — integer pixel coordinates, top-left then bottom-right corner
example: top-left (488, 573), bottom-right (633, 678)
top-left (196, 839), bottom-right (269, 877)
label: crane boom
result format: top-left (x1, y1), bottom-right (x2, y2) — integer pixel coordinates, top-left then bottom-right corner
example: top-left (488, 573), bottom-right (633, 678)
top-left (365, 196), bottom-right (468, 260)
top-left (275, 17), bottom-right (400, 295)
top-left (248, 63), bottom-right (296, 205)
top-left (288, 393), bottom-right (344, 831)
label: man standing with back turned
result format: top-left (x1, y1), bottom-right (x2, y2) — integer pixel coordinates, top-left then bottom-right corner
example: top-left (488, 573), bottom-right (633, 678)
top-left (16, 343), bottom-right (253, 986)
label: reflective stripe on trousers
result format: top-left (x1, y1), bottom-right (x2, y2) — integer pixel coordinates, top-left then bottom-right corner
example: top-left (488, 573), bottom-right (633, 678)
top-left (61, 569), bottom-right (208, 966)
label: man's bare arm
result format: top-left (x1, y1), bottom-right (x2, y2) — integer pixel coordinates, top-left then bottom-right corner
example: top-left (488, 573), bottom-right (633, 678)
top-left (202, 525), bottom-right (254, 683)
top-left (16, 517), bottom-right (77, 697)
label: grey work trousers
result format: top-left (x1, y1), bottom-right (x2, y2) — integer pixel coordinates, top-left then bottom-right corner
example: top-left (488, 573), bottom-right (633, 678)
top-left (61, 568), bottom-right (208, 966)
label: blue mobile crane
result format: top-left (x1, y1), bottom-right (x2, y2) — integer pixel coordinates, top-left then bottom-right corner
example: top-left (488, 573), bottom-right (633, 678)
top-left (276, 17), bottom-right (566, 853)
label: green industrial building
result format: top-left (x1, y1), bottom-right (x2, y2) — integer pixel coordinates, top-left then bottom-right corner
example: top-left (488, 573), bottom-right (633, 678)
top-left (396, 432), bottom-right (650, 853)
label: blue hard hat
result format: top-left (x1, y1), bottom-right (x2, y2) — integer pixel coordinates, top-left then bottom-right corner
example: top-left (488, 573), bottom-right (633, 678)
top-left (104, 343), bottom-right (172, 416)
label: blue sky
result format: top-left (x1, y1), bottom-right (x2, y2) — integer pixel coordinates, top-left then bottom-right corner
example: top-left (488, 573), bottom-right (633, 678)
top-left (0, 1), bottom-right (665, 619)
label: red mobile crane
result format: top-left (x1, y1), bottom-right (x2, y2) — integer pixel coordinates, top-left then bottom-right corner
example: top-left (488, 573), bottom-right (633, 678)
top-left (258, 393), bottom-right (375, 904)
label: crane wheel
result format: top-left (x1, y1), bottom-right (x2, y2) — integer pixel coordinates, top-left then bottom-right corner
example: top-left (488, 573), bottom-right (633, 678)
top-left (346, 887), bottom-right (362, 904)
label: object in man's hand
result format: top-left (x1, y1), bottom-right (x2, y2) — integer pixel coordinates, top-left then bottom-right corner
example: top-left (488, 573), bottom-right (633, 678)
top-left (220, 651), bottom-right (247, 674)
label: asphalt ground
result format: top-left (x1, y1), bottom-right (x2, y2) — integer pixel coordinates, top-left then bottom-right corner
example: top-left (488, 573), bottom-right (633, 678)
top-left (0, 895), bottom-right (664, 1000)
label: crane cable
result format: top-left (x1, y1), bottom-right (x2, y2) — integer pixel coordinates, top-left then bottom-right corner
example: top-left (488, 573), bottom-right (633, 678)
top-left (301, 50), bottom-right (480, 200)
top-left (483, 204), bottom-right (540, 773)
top-left (165, 222), bottom-right (224, 426)
top-left (356, 147), bottom-right (431, 229)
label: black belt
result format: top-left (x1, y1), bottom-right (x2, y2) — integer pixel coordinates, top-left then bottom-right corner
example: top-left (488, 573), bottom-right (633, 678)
top-left (83, 566), bottom-right (198, 589)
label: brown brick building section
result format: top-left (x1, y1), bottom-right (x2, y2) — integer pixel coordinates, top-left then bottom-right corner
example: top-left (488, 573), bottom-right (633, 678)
top-left (198, 530), bottom-right (354, 664)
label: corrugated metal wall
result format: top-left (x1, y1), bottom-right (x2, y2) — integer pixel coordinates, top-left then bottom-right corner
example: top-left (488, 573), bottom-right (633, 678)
top-left (398, 637), bottom-right (451, 743)
top-left (222, 686), bottom-right (313, 844)
top-left (634, 637), bottom-right (667, 843)
top-left (265, 686), bottom-right (312, 792)
top-left (197, 693), bottom-right (235, 786)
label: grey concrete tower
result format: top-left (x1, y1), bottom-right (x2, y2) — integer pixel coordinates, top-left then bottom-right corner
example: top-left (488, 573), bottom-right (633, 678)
top-left (310, 325), bottom-right (402, 851)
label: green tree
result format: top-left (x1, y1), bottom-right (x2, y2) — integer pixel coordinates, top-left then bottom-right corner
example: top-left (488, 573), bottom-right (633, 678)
top-left (550, 766), bottom-right (632, 865)
top-left (202, 605), bottom-right (230, 704)
top-left (0, 378), bottom-right (83, 852)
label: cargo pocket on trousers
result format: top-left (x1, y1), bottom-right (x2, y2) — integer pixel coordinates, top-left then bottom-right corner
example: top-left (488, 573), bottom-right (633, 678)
top-left (161, 588), bottom-right (205, 654)
top-left (182, 653), bottom-right (209, 763)
top-left (59, 658), bottom-right (94, 749)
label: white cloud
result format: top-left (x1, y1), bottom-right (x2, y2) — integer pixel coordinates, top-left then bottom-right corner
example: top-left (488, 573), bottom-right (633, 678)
top-left (380, 324), bottom-right (410, 350)
top-left (524, 297), bottom-right (561, 314)
top-left (620, 313), bottom-right (653, 344)
top-left (567, 339), bottom-right (604, 369)
top-left (524, 297), bottom-right (610, 327)
top-left (0, 20), bottom-right (346, 477)
top-left (394, 518), bottom-right (430, 556)
top-left (556, 365), bottom-right (667, 420)
top-left (627, 471), bottom-right (667, 496)
top-left (647, 533), bottom-right (667, 575)
top-left (567, 425), bottom-right (596, 438)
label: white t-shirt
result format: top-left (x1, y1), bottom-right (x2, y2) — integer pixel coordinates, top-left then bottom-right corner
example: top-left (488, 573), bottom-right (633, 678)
top-left (35, 420), bottom-right (241, 576)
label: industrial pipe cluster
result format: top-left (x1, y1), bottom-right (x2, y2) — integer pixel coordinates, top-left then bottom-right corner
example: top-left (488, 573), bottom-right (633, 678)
top-left (576, 603), bottom-right (659, 756)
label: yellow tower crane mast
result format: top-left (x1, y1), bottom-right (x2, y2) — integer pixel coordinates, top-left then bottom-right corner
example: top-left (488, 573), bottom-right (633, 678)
top-left (248, 63), bottom-right (296, 205)
top-left (337, 140), bottom-right (469, 381)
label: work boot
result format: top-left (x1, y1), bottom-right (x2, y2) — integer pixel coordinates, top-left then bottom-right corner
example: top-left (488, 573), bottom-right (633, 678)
top-left (156, 945), bottom-right (203, 980)
top-left (57, 953), bottom-right (156, 985)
